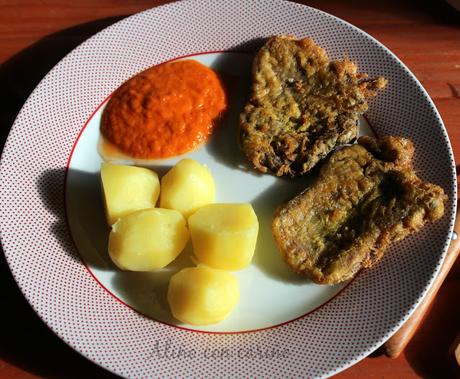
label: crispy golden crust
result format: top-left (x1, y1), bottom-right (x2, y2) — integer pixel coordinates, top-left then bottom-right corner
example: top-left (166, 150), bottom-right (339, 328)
top-left (272, 136), bottom-right (447, 285)
top-left (240, 35), bottom-right (387, 177)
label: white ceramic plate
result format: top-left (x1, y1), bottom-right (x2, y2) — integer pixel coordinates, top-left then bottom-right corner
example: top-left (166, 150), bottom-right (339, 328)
top-left (0, 1), bottom-right (456, 378)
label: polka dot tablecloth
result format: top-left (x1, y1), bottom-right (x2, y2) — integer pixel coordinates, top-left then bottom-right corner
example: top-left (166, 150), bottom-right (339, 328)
top-left (0, 1), bottom-right (456, 378)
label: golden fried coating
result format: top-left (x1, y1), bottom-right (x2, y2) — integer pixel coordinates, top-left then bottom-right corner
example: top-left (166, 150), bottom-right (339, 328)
top-left (272, 136), bottom-right (447, 284)
top-left (240, 35), bottom-right (386, 177)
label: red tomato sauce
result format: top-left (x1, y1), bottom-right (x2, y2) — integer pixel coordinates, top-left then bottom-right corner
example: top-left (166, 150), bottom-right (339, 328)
top-left (101, 60), bottom-right (227, 159)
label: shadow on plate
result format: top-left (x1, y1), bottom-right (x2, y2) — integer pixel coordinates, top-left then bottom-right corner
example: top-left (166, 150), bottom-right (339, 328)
top-left (229, 37), bottom-right (266, 52)
top-left (204, 52), bottom-right (258, 175)
top-left (65, 168), bottom-right (116, 269)
top-left (36, 167), bottom-right (79, 264)
top-left (109, 242), bottom-right (197, 327)
top-left (36, 168), bottom-right (114, 270)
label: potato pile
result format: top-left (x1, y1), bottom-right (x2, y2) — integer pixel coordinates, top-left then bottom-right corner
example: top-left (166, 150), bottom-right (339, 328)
top-left (101, 159), bottom-right (259, 325)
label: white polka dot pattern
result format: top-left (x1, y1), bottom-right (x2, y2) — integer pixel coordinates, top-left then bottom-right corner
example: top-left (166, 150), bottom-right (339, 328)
top-left (0, 1), bottom-right (456, 378)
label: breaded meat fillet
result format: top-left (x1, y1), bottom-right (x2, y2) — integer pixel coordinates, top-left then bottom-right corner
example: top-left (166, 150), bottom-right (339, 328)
top-left (272, 136), bottom-right (446, 284)
top-left (240, 36), bottom-right (387, 177)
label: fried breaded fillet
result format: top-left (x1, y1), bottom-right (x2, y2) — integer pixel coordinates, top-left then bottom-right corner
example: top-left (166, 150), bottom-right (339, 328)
top-left (240, 36), bottom-right (387, 177)
top-left (272, 136), bottom-right (447, 284)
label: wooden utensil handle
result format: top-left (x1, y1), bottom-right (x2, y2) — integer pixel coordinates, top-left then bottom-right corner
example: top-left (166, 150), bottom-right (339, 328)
top-left (449, 333), bottom-right (460, 368)
top-left (384, 206), bottom-right (460, 358)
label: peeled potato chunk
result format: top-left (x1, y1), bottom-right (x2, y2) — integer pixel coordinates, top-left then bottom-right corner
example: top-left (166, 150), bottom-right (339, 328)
top-left (167, 266), bottom-right (239, 325)
top-left (188, 203), bottom-right (259, 270)
top-left (160, 159), bottom-right (215, 218)
top-left (108, 208), bottom-right (189, 271)
top-left (101, 163), bottom-right (160, 225)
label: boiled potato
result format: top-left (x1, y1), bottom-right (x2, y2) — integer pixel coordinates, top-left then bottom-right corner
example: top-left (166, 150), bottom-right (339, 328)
top-left (160, 159), bottom-right (215, 218)
top-left (188, 203), bottom-right (259, 270)
top-left (108, 208), bottom-right (189, 271)
top-left (167, 266), bottom-right (239, 325)
top-left (101, 163), bottom-right (160, 225)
